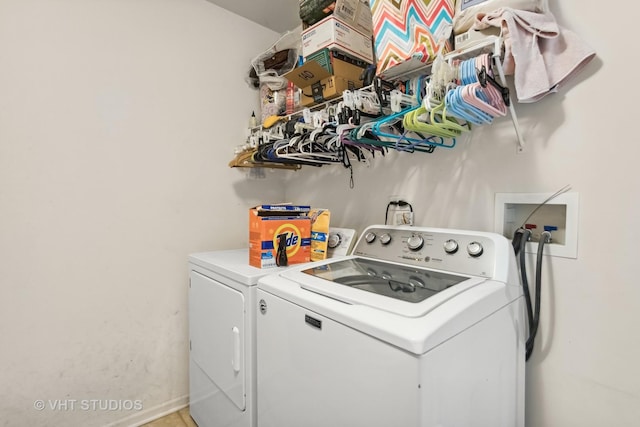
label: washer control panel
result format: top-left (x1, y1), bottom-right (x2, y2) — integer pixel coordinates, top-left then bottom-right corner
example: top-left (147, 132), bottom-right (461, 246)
top-left (352, 226), bottom-right (497, 278)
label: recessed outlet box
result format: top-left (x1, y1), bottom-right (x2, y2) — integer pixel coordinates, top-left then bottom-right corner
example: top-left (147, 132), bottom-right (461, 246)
top-left (495, 192), bottom-right (579, 259)
top-left (387, 196), bottom-right (412, 225)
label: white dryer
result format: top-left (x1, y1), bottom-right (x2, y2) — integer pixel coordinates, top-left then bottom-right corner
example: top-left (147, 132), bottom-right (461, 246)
top-left (188, 237), bottom-right (354, 427)
top-left (188, 249), bottom-right (281, 427)
top-left (256, 225), bottom-right (526, 427)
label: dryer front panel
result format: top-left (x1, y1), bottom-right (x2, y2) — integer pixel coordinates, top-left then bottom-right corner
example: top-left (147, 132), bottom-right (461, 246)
top-left (190, 271), bottom-right (246, 410)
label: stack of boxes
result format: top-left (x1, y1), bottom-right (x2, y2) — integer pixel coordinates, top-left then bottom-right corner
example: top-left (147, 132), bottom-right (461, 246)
top-left (249, 205), bottom-right (312, 269)
top-left (299, 0), bottom-right (337, 26)
top-left (271, 1), bottom-right (505, 111)
top-left (248, 204), bottom-right (333, 268)
top-left (284, 0), bottom-right (375, 107)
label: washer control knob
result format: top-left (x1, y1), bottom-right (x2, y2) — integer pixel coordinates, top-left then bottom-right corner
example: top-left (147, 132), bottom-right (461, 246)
top-left (443, 239), bottom-right (459, 254)
top-left (365, 232), bottom-right (377, 244)
top-left (467, 241), bottom-right (484, 257)
top-left (407, 235), bottom-right (424, 251)
top-left (328, 233), bottom-right (342, 249)
top-left (379, 233), bottom-right (392, 245)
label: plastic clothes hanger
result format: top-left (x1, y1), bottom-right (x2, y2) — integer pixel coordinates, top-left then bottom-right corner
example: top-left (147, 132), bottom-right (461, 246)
top-left (477, 66), bottom-right (509, 111)
top-left (353, 87), bottom-right (383, 116)
top-left (470, 54), bottom-right (508, 115)
top-left (341, 138), bottom-right (375, 167)
top-left (370, 106), bottom-right (426, 143)
top-left (300, 132), bottom-right (342, 162)
top-left (443, 59), bottom-right (493, 126)
top-left (426, 95), bottom-right (473, 135)
top-left (332, 122), bottom-right (356, 150)
top-left (402, 103), bottom-right (466, 139)
top-left (392, 132), bottom-right (448, 152)
top-left (348, 96), bottom-right (456, 150)
top-left (451, 61), bottom-right (507, 123)
top-left (389, 90), bottom-right (418, 113)
top-left (340, 127), bottom-right (386, 157)
top-left (429, 53), bottom-right (455, 108)
top-left (461, 83), bottom-right (506, 118)
top-left (274, 132), bottom-right (341, 165)
top-left (475, 52), bottom-right (510, 108)
top-left (348, 122), bottom-right (453, 152)
top-left (309, 121), bottom-right (337, 142)
top-left (423, 79), bottom-right (444, 112)
top-left (445, 86), bottom-right (493, 125)
top-left (248, 141), bottom-right (303, 169)
top-left (454, 55), bottom-right (507, 119)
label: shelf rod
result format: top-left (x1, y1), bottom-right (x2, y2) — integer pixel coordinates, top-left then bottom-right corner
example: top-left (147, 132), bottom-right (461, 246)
top-left (487, 37), bottom-right (525, 153)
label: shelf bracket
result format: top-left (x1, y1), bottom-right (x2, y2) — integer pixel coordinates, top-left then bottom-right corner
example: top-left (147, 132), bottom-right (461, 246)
top-left (489, 38), bottom-right (525, 153)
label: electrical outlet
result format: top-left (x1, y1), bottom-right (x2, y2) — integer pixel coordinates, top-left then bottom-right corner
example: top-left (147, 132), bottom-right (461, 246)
top-left (386, 196), bottom-right (413, 226)
top-left (395, 211), bottom-right (414, 226)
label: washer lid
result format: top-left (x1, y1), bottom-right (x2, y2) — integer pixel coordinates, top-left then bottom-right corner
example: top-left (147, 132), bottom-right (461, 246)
top-left (280, 257), bottom-right (486, 318)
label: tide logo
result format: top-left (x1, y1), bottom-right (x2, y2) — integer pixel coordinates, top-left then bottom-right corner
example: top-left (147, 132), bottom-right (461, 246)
top-left (273, 224), bottom-right (302, 258)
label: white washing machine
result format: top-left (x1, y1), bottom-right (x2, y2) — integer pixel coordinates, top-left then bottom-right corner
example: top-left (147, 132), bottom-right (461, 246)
top-left (188, 249), bottom-right (283, 427)
top-left (256, 225), bottom-right (526, 427)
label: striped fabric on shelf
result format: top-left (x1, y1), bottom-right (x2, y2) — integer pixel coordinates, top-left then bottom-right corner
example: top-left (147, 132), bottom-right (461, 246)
top-left (370, 0), bottom-right (454, 75)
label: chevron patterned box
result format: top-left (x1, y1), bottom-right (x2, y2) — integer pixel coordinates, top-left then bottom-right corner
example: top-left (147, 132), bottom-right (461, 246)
top-left (370, 0), bottom-right (454, 79)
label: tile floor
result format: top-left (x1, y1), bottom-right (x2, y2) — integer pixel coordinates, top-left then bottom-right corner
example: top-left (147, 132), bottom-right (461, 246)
top-left (141, 407), bottom-right (197, 427)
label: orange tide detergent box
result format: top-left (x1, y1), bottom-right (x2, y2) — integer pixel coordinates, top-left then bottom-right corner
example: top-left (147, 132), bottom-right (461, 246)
top-left (249, 204), bottom-right (312, 268)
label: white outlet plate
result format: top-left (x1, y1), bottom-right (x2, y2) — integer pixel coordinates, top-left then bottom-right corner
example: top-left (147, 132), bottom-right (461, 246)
top-left (395, 211), bottom-right (414, 226)
top-left (495, 192), bottom-right (579, 259)
top-left (327, 228), bottom-right (357, 257)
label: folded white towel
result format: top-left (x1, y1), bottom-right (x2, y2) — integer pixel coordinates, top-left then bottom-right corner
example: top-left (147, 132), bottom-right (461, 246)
top-left (474, 8), bottom-right (596, 103)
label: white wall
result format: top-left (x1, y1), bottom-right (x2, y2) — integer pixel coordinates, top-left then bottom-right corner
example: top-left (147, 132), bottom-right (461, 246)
top-left (283, 1), bottom-right (640, 426)
top-left (2, 0), bottom-right (637, 426)
top-left (0, 1), bottom-right (285, 426)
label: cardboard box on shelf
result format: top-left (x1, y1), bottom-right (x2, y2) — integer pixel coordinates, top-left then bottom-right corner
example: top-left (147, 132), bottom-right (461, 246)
top-left (332, 0), bottom-right (373, 37)
top-left (299, 0), bottom-right (337, 26)
top-left (249, 205), bottom-right (311, 268)
top-left (302, 15), bottom-right (374, 64)
top-left (300, 0), bottom-right (374, 37)
top-left (306, 48), bottom-right (369, 74)
top-left (283, 55), bottom-right (365, 106)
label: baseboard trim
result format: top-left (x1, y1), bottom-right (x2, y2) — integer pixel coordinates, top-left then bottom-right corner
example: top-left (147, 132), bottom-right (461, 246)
top-left (105, 394), bottom-right (189, 427)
